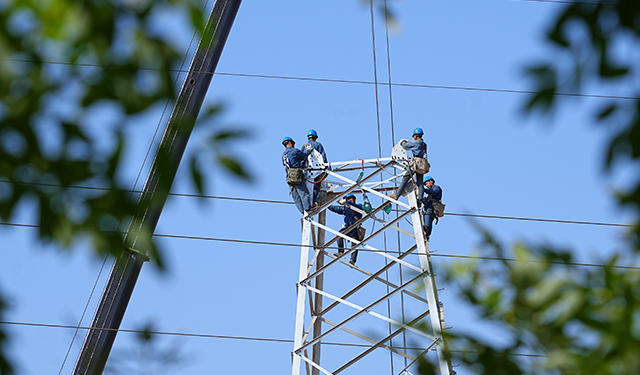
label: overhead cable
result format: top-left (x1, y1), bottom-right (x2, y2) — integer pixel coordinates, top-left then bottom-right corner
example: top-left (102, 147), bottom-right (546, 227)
top-left (520, 0), bottom-right (599, 4)
top-left (6, 58), bottom-right (635, 101)
top-left (0, 180), bottom-right (632, 228)
top-left (2, 221), bottom-right (638, 270)
top-left (0, 320), bottom-right (548, 358)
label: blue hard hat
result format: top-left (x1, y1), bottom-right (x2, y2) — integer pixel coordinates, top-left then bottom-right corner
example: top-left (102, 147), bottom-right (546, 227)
top-left (424, 176), bottom-right (435, 184)
top-left (307, 129), bottom-right (318, 138)
top-left (282, 136), bottom-right (294, 146)
top-left (345, 193), bottom-right (356, 201)
top-left (413, 127), bottom-right (424, 136)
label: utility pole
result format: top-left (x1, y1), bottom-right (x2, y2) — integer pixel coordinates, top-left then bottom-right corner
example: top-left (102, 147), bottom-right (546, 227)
top-left (72, 1), bottom-right (242, 374)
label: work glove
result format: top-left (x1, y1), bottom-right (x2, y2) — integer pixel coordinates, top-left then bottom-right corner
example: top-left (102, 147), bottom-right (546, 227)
top-left (338, 198), bottom-right (346, 205)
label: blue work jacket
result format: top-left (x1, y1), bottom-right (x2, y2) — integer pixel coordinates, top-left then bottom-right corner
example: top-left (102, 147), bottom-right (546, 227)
top-left (302, 140), bottom-right (328, 162)
top-left (421, 184), bottom-right (442, 212)
top-left (328, 201), bottom-right (363, 227)
top-left (282, 146), bottom-right (307, 175)
top-left (402, 138), bottom-right (427, 159)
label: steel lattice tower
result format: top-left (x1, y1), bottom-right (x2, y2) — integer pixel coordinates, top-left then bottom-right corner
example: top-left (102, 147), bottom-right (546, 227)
top-left (291, 145), bottom-right (454, 375)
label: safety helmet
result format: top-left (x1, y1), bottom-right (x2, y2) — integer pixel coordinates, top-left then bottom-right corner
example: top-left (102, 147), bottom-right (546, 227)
top-left (282, 136), bottom-right (294, 146)
top-left (412, 127), bottom-right (424, 136)
top-left (423, 176), bottom-right (435, 184)
top-left (307, 129), bottom-right (318, 138)
top-left (345, 193), bottom-right (356, 201)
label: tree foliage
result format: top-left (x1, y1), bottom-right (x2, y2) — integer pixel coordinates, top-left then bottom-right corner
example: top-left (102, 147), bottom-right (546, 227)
top-left (421, 1), bottom-right (640, 374)
top-left (0, 0), bottom-right (250, 373)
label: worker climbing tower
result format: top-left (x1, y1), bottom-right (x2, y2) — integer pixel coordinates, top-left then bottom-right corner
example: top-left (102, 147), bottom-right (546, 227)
top-left (291, 144), bottom-right (454, 375)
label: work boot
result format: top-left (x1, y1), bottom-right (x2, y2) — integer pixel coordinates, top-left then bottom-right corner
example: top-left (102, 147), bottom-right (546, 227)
top-left (333, 252), bottom-right (343, 257)
top-left (349, 259), bottom-right (356, 266)
top-left (389, 193), bottom-right (397, 200)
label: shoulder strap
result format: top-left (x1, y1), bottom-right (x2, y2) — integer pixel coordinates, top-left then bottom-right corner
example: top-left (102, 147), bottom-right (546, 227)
top-left (284, 150), bottom-right (292, 169)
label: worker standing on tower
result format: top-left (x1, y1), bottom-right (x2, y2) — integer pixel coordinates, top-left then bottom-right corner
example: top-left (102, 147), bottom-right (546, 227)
top-left (420, 176), bottom-right (443, 241)
top-left (329, 194), bottom-right (363, 265)
top-left (391, 128), bottom-right (428, 204)
top-left (282, 137), bottom-right (312, 214)
top-left (302, 129), bottom-right (328, 205)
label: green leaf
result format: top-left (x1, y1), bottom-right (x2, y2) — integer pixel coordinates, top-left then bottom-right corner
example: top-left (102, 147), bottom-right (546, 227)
top-left (189, 156), bottom-right (205, 196)
top-left (202, 104), bottom-right (222, 119)
top-left (525, 88), bottom-right (557, 113)
top-left (596, 103), bottom-right (617, 121)
top-left (211, 128), bottom-right (250, 142)
top-left (599, 60), bottom-right (629, 78)
top-left (217, 155), bottom-right (251, 181)
top-left (189, 4), bottom-right (205, 35)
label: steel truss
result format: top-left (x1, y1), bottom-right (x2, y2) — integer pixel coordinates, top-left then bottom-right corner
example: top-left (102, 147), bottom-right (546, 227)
top-left (291, 154), bottom-right (454, 375)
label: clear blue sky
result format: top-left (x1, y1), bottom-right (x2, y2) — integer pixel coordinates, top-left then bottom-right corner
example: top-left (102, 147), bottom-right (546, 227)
top-left (1, 1), bottom-right (632, 374)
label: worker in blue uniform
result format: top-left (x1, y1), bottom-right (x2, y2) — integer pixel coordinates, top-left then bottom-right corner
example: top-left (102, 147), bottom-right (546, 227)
top-left (391, 127), bottom-right (428, 204)
top-left (302, 129), bottom-right (328, 205)
top-left (328, 194), bottom-right (363, 265)
top-left (420, 176), bottom-right (442, 241)
top-left (302, 129), bottom-right (328, 162)
top-left (282, 137), bottom-right (312, 214)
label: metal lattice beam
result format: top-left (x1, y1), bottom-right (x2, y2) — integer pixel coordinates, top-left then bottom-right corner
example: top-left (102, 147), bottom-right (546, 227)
top-left (291, 153), bottom-right (453, 375)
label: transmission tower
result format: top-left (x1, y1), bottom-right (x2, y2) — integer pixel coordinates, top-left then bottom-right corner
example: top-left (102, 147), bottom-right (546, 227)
top-left (291, 145), bottom-right (454, 375)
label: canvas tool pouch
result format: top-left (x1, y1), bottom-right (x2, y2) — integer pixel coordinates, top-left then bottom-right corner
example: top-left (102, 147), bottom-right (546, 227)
top-left (357, 227), bottom-right (367, 241)
top-left (410, 157), bottom-right (430, 174)
top-left (432, 201), bottom-right (446, 218)
top-left (287, 168), bottom-right (303, 185)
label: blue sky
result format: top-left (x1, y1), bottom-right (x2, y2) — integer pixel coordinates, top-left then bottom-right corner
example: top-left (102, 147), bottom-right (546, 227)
top-left (1, 1), bottom-right (634, 374)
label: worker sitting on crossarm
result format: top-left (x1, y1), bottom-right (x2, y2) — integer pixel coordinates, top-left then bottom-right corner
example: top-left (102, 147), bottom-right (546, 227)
top-left (420, 176), bottom-right (442, 241)
top-left (301, 129), bottom-right (328, 205)
top-left (282, 136), bottom-right (312, 214)
top-left (328, 193), bottom-right (363, 265)
top-left (391, 127), bottom-right (428, 204)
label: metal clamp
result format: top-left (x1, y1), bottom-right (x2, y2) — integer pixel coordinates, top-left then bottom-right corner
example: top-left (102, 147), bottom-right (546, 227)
top-left (125, 247), bottom-right (150, 262)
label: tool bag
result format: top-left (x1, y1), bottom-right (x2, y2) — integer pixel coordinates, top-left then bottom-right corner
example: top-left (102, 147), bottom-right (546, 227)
top-left (410, 157), bottom-right (430, 174)
top-left (432, 201), bottom-right (446, 218)
top-left (357, 227), bottom-right (367, 242)
top-left (287, 168), bottom-right (304, 185)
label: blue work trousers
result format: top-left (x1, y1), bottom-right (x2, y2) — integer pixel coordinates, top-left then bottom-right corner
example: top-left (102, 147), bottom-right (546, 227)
top-left (311, 175), bottom-right (323, 203)
top-left (289, 182), bottom-right (311, 214)
top-left (395, 168), bottom-right (424, 203)
top-left (422, 208), bottom-right (435, 240)
top-left (337, 227), bottom-right (359, 263)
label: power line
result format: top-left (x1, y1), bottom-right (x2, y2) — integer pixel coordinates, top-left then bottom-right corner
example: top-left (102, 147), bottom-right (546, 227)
top-left (369, 0), bottom-right (384, 160)
top-left (1, 221), bottom-right (638, 270)
top-left (57, 255), bottom-right (109, 375)
top-left (5, 58), bottom-right (635, 101)
top-left (0, 179), bottom-right (633, 228)
top-left (0, 320), bottom-right (293, 344)
top-left (444, 212), bottom-right (632, 228)
top-left (0, 320), bottom-right (548, 358)
top-left (519, 0), bottom-right (600, 4)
